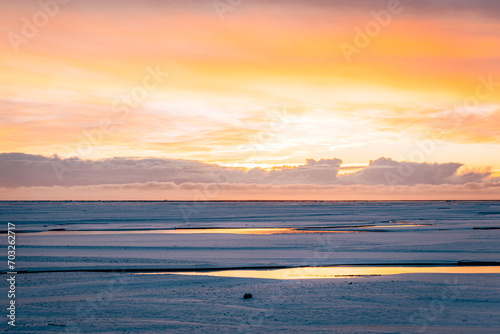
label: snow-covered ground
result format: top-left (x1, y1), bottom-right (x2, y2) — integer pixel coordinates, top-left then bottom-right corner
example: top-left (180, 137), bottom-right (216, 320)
top-left (1, 201), bottom-right (499, 332)
top-left (6, 271), bottom-right (500, 333)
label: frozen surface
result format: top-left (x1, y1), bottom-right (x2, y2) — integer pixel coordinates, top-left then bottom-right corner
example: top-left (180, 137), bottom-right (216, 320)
top-left (1, 201), bottom-right (499, 270)
top-left (0, 201), bottom-right (499, 332)
top-left (4, 272), bottom-right (500, 333)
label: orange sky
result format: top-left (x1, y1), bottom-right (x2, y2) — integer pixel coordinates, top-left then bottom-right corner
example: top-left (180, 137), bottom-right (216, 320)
top-left (0, 0), bottom-right (499, 199)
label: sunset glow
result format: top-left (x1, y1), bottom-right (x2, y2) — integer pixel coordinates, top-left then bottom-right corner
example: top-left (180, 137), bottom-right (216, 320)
top-left (1, 0), bottom-right (499, 199)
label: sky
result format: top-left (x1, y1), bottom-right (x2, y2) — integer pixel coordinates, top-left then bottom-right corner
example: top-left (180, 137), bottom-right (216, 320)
top-left (0, 0), bottom-right (499, 200)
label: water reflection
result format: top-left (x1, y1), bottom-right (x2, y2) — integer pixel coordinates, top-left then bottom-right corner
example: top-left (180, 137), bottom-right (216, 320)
top-left (137, 266), bottom-right (500, 279)
top-left (24, 224), bottom-right (433, 236)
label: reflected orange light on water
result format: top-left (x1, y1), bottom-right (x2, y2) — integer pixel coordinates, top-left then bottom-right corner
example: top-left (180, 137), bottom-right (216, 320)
top-left (171, 228), bottom-right (296, 235)
top-left (30, 228), bottom-right (296, 236)
top-left (25, 224), bottom-right (432, 236)
top-left (160, 266), bottom-right (500, 280)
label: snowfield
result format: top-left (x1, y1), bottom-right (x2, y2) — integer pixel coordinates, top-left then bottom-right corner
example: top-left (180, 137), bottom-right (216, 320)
top-left (1, 201), bottom-right (499, 333)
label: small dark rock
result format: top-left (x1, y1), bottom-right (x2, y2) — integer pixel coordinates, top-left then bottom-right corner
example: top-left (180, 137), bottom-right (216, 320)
top-left (243, 293), bottom-right (253, 299)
